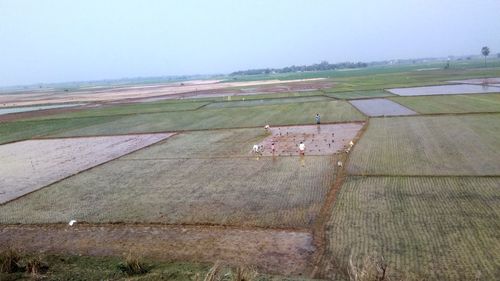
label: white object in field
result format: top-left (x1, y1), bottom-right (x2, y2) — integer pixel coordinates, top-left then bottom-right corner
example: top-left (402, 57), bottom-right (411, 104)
top-left (69, 220), bottom-right (77, 226)
top-left (349, 141), bottom-right (354, 147)
top-left (265, 124), bottom-right (270, 130)
top-left (252, 144), bottom-right (259, 152)
top-left (299, 143), bottom-right (305, 151)
top-left (337, 161), bottom-right (343, 167)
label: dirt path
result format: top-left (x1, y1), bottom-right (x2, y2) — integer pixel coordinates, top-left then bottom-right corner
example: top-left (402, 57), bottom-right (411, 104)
top-left (0, 224), bottom-right (314, 276)
top-left (309, 120), bottom-right (371, 279)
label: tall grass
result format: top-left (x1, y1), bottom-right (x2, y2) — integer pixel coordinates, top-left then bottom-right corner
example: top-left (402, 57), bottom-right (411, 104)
top-left (0, 249), bottom-right (22, 274)
top-left (348, 253), bottom-right (388, 281)
top-left (117, 252), bottom-right (148, 275)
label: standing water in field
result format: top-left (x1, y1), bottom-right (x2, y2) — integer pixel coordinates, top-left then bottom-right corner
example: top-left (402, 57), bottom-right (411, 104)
top-left (388, 84), bottom-right (500, 96)
top-left (0, 103), bottom-right (84, 115)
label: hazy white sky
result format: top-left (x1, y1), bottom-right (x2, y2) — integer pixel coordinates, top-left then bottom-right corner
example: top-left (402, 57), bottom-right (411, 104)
top-left (1, 0), bottom-right (499, 86)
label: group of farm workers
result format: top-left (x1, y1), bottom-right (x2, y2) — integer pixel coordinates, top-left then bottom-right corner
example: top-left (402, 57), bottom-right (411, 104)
top-left (252, 113), bottom-right (321, 156)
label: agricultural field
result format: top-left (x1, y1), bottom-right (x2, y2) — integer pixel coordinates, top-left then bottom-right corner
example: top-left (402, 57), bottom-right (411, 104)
top-left (49, 100), bottom-right (365, 137)
top-left (324, 90), bottom-right (394, 100)
top-left (390, 93), bottom-right (500, 114)
top-left (320, 176), bottom-right (500, 281)
top-left (0, 225), bottom-right (315, 277)
top-left (0, 130), bottom-right (338, 228)
top-left (0, 100), bottom-right (365, 144)
top-left (41, 100), bottom-right (209, 118)
top-left (448, 77), bottom-right (500, 84)
top-left (255, 123), bottom-right (364, 156)
top-left (1, 64), bottom-right (500, 281)
top-left (0, 103), bottom-right (84, 116)
top-left (387, 84), bottom-right (500, 96)
top-left (347, 114), bottom-right (500, 176)
top-left (0, 115), bottom-right (121, 145)
top-left (0, 133), bottom-right (172, 204)
top-left (203, 96), bottom-right (332, 109)
top-left (124, 123), bottom-right (363, 159)
top-left (349, 99), bottom-right (417, 117)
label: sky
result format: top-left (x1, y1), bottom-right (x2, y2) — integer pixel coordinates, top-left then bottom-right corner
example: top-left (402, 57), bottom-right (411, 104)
top-left (1, 0), bottom-right (500, 86)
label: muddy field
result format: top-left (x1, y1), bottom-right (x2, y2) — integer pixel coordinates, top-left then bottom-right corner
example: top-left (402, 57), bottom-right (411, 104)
top-left (349, 98), bottom-right (417, 116)
top-left (388, 84), bottom-right (500, 96)
top-left (0, 78), bottom-right (330, 107)
top-left (0, 133), bottom-right (172, 204)
top-left (256, 123), bottom-right (364, 156)
top-left (0, 224), bottom-right (314, 276)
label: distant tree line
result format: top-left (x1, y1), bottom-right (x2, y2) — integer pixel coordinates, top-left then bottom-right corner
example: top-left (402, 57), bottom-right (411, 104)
top-left (230, 60), bottom-right (368, 76)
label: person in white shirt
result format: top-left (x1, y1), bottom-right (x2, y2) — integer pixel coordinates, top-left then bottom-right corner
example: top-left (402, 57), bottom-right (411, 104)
top-left (252, 144), bottom-right (259, 154)
top-left (299, 141), bottom-right (305, 155)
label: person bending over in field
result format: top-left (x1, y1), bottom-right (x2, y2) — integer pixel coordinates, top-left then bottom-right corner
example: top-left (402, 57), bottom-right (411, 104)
top-left (315, 113), bottom-right (321, 124)
top-left (299, 141), bottom-right (305, 155)
top-left (252, 144), bottom-right (259, 154)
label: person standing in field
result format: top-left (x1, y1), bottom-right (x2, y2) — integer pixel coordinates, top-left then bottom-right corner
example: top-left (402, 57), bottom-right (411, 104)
top-left (271, 142), bottom-right (276, 154)
top-left (315, 113), bottom-right (321, 124)
top-left (299, 141), bottom-right (305, 155)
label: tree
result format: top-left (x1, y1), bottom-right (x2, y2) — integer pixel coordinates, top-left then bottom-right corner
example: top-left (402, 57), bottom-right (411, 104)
top-left (481, 46), bottom-right (490, 67)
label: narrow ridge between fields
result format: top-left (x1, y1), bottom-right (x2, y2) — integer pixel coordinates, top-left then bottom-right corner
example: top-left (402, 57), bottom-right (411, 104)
top-left (347, 174), bottom-right (500, 178)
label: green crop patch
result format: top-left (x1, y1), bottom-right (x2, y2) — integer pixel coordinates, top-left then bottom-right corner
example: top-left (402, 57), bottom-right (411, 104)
top-left (21, 100), bottom-right (210, 120)
top-left (49, 101), bottom-right (365, 137)
top-left (0, 156), bottom-right (336, 228)
top-left (348, 114), bottom-right (500, 176)
top-left (390, 93), bottom-right (500, 114)
top-left (0, 115), bottom-right (122, 145)
top-left (203, 96), bottom-right (332, 109)
top-left (321, 176), bottom-right (500, 281)
top-left (123, 128), bottom-right (269, 159)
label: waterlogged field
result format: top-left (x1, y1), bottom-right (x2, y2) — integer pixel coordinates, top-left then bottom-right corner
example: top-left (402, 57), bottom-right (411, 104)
top-left (324, 90), bottom-right (394, 100)
top-left (390, 93), bottom-right (500, 114)
top-left (0, 156), bottom-right (336, 228)
top-left (321, 176), bottom-right (500, 281)
top-left (0, 133), bottom-right (172, 204)
top-left (388, 84), bottom-right (500, 96)
top-left (349, 99), bottom-right (417, 117)
top-left (0, 103), bottom-right (84, 115)
top-left (348, 114), bottom-right (500, 176)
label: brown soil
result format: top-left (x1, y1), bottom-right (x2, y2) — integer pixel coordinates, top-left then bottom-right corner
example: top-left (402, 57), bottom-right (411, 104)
top-left (0, 133), bottom-right (173, 204)
top-left (255, 123), bottom-right (364, 156)
top-left (0, 224), bottom-right (314, 276)
top-left (0, 78), bottom-right (330, 107)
